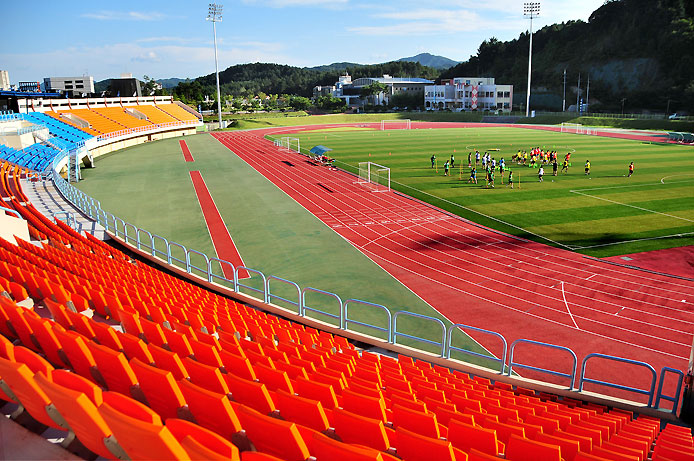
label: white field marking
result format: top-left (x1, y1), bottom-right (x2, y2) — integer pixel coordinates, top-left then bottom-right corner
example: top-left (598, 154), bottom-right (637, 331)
top-left (572, 179), bottom-right (694, 193)
top-left (561, 281), bottom-right (580, 330)
top-left (585, 274), bottom-right (597, 281)
top-left (615, 307), bottom-right (627, 316)
top-left (223, 134), bottom-right (502, 362)
top-left (387, 176), bottom-right (573, 249)
top-left (569, 190), bottom-right (694, 224)
top-left (234, 134), bottom-right (694, 346)
top-left (253, 131), bottom-right (694, 324)
top-left (252, 129), bottom-right (694, 296)
top-left (661, 174), bottom-right (694, 184)
top-left (573, 232), bottom-right (694, 250)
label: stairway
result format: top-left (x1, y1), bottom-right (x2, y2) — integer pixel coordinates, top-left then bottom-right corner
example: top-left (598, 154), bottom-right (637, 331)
top-left (20, 177), bottom-right (109, 241)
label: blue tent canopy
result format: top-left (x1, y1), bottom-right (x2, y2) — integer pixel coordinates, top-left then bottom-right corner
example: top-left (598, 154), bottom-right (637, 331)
top-left (309, 145), bottom-right (333, 157)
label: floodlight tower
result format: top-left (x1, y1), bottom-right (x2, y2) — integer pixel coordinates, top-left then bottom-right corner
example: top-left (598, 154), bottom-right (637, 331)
top-left (207, 3), bottom-right (223, 129)
top-left (523, 2), bottom-right (540, 117)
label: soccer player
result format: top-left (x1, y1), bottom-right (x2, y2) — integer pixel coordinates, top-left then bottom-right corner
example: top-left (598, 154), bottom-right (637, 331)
top-left (499, 161), bottom-right (505, 184)
top-left (475, 150), bottom-right (481, 166)
top-left (468, 167), bottom-right (477, 184)
top-left (507, 169), bottom-right (514, 188)
top-left (538, 166), bottom-right (544, 182)
top-left (552, 160), bottom-right (558, 176)
top-left (561, 158), bottom-right (569, 174)
top-left (628, 161), bottom-right (634, 177)
top-left (430, 154), bottom-right (436, 168)
top-left (443, 160), bottom-right (450, 176)
top-left (585, 160), bottom-right (591, 176)
top-left (468, 152), bottom-right (472, 167)
top-left (450, 154), bottom-right (455, 168)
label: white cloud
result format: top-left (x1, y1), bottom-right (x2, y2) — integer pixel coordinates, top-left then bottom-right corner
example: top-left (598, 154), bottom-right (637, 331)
top-left (132, 51), bottom-right (160, 63)
top-left (80, 11), bottom-right (168, 21)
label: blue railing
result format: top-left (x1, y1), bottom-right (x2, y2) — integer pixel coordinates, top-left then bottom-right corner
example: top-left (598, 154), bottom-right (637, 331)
top-left (508, 339), bottom-right (577, 390)
top-left (579, 354), bottom-right (658, 407)
top-left (48, 167), bottom-right (685, 414)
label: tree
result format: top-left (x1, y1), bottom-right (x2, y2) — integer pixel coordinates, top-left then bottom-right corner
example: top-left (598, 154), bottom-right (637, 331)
top-left (287, 96), bottom-right (311, 111)
top-left (315, 95), bottom-right (347, 112)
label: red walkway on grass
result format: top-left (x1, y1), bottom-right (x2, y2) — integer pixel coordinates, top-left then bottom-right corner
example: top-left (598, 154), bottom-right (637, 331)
top-left (212, 126), bottom-right (694, 403)
top-left (189, 170), bottom-right (248, 279)
top-left (180, 140), bottom-right (194, 162)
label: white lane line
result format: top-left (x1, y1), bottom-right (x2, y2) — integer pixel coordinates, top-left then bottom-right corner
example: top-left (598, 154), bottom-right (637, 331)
top-left (561, 281), bottom-right (580, 330)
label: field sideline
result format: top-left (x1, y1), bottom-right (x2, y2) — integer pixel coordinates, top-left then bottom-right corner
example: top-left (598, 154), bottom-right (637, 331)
top-left (268, 125), bottom-right (694, 257)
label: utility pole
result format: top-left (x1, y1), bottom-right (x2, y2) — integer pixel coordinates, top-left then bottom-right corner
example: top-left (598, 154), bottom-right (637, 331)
top-left (206, 3), bottom-right (224, 130)
top-left (523, 2), bottom-right (540, 117)
top-left (562, 69), bottom-right (566, 112)
top-left (576, 74), bottom-right (580, 112)
top-left (586, 74), bottom-right (590, 113)
top-left (621, 97), bottom-right (626, 117)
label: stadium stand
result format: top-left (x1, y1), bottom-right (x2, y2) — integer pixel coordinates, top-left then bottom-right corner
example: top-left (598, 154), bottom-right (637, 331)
top-left (1, 160), bottom-right (693, 460)
top-left (128, 104), bottom-right (179, 124)
top-left (156, 102), bottom-right (201, 122)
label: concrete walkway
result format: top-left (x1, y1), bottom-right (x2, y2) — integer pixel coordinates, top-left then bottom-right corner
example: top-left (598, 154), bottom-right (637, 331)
top-left (21, 178), bottom-right (109, 241)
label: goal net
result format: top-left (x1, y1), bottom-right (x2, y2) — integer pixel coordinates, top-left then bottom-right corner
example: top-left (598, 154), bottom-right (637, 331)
top-left (357, 162), bottom-right (390, 192)
top-left (560, 123), bottom-right (584, 134)
top-left (277, 137), bottom-right (300, 153)
top-left (380, 119), bottom-right (411, 130)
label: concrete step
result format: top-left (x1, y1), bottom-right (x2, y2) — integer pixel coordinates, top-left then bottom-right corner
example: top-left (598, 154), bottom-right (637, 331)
top-left (20, 178), bottom-right (109, 241)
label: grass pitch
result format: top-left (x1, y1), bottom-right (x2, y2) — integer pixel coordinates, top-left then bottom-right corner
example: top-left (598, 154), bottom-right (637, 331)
top-left (268, 126), bottom-right (694, 257)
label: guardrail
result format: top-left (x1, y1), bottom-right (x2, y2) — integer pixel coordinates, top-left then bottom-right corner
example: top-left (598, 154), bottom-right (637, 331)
top-left (48, 163), bottom-right (685, 414)
top-left (96, 120), bottom-right (201, 142)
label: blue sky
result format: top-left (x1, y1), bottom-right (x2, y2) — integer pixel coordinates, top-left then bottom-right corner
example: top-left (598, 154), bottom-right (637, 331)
top-left (3, 0), bottom-right (605, 83)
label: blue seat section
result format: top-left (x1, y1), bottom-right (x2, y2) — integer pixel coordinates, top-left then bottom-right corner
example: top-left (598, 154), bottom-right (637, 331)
top-left (0, 112), bottom-right (94, 172)
top-left (21, 112), bottom-right (93, 144)
top-left (0, 143), bottom-right (60, 172)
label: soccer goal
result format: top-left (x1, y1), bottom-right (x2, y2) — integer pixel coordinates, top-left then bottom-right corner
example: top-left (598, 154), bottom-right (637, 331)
top-left (278, 137), bottom-right (300, 153)
top-left (380, 119), bottom-right (411, 130)
top-left (357, 161), bottom-right (391, 192)
top-left (560, 123), bottom-right (584, 134)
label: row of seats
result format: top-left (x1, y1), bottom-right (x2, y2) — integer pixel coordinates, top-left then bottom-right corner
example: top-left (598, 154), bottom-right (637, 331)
top-left (1, 163), bottom-right (692, 461)
top-left (21, 112), bottom-right (94, 144)
top-left (0, 143), bottom-right (60, 172)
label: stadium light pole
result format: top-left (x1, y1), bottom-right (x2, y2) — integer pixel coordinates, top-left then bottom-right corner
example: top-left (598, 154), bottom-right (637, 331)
top-left (207, 3), bottom-right (223, 129)
top-left (523, 2), bottom-right (540, 118)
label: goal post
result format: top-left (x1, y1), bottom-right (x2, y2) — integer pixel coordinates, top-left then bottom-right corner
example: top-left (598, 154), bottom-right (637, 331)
top-left (279, 137), bottom-right (300, 153)
top-left (560, 123), bottom-right (584, 134)
top-left (357, 161), bottom-right (391, 192)
top-left (380, 119), bottom-right (411, 131)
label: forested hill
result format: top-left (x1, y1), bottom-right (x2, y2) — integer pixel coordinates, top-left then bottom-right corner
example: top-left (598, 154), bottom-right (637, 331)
top-left (441, 0), bottom-right (694, 112)
top-left (174, 61), bottom-right (440, 102)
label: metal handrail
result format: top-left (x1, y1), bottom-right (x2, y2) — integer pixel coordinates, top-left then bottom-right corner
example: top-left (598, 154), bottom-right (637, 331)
top-left (393, 311), bottom-right (447, 357)
top-left (508, 339), bottom-right (577, 390)
top-left (579, 353), bottom-right (657, 407)
top-left (236, 266), bottom-right (267, 303)
top-left (344, 299), bottom-right (392, 343)
top-left (301, 287), bottom-right (342, 327)
top-left (267, 276), bottom-right (302, 315)
top-left (447, 324), bottom-right (507, 374)
top-left (654, 367), bottom-right (685, 414)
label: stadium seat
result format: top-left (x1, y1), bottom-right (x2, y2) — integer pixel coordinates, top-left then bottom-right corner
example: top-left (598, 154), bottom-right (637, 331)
top-left (183, 356), bottom-right (229, 395)
top-left (235, 404), bottom-right (312, 461)
top-left (98, 398), bottom-right (189, 460)
top-left (535, 432), bottom-right (581, 461)
top-left (448, 419), bottom-right (505, 456)
top-left (166, 417), bottom-right (241, 461)
top-left (311, 432), bottom-right (388, 460)
top-left (394, 426), bottom-right (464, 461)
top-left (293, 375), bottom-right (339, 409)
top-left (224, 373), bottom-right (276, 415)
top-left (275, 389), bottom-right (330, 432)
top-left (34, 371), bottom-right (128, 459)
top-left (332, 408), bottom-right (391, 452)
top-left (86, 340), bottom-right (144, 400)
top-left (505, 434), bottom-right (562, 461)
top-left (130, 357), bottom-right (191, 420)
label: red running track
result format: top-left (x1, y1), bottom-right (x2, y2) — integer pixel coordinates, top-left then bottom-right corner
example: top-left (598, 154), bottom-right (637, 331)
top-left (189, 171), bottom-right (248, 279)
top-left (211, 126), bottom-right (694, 401)
top-left (180, 140), bottom-right (194, 162)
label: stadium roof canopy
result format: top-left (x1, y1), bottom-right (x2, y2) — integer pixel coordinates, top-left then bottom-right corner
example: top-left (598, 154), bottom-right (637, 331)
top-left (309, 145), bottom-right (333, 156)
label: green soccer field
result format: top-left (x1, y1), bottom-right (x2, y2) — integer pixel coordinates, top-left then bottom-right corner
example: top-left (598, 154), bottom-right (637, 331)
top-left (269, 126), bottom-right (694, 257)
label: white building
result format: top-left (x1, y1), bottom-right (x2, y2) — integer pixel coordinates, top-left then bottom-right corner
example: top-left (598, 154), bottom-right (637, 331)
top-left (425, 77), bottom-right (513, 112)
top-left (43, 76), bottom-right (95, 95)
top-left (0, 71), bottom-right (10, 91)
top-left (313, 73), bottom-right (433, 106)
